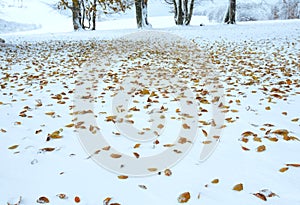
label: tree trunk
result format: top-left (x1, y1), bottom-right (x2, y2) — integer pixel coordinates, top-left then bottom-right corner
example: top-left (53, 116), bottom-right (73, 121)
top-left (72, 0), bottom-right (82, 30)
top-left (92, 0), bottom-right (97, 30)
top-left (224, 0), bottom-right (236, 24)
top-left (135, 0), bottom-right (151, 28)
top-left (173, 0), bottom-right (194, 25)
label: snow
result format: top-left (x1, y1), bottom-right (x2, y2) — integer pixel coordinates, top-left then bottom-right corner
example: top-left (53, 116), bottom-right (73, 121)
top-left (1, 0), bottom-right (300, 205)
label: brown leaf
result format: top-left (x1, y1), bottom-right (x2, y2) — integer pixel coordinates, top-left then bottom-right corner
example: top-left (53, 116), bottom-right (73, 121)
top-left (102, 146), bottom-right (111, 151)
top-left (37, 196), bottom-right (50, 203)
top-left (56, 193), bottom-right (67, 199)
top-left (182, 123), bottom-right (190, 129)
top-left (272, 129), bottom-right (289, 136)
top-left (256, 145), bottom-right (266, 152)
top-left (147, 168), bottom-right (158, 172)
top-left (164, 169), bottom-right (172, 176)
top-left (279, 167), bottom-right (289, 172)
top-left (241, 146), bottom-right (250, 151)
top-left (253, 193), bottom-right (267, 201)
top-left (211, 179), bottom-right (219, 184)
top-left (202, 129), bottom-right (208, 137)
top-left (103, 197), bottom-right (112, 205)
top-left (286, 163), bottom-right (300, 167)
top-left (242, 131), bottom-right (255, 137)
top-left (40, 147), bottom-right (55, 152)
top-left (117, 175), bottom-right (128, 179)
top-left (134, 143), bottom-right (141, 149)
top-left (8, 145), bottom-right (19, 150)
top-left (178, 137), bottom-right (187, 144)
top-left (233, 183), bottom-right (243, 191)
top-left (110, 153), bottom-right (122, 158)
top-left (133, 152), bottom-right (140, 158)
top-left (178, 192), bottom-right (191, 203)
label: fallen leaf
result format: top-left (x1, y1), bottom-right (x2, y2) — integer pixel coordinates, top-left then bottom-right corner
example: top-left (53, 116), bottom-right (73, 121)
top-left (74, 196), bottom-right (80, 203)
top-left (233, 183), bottom-right (243, 191)
top-left (37, 196), bottom-right (50, 203)
top-left (134, 143), bottom-right (141, 148)
top-left (178, 192), bottom-right (191, 203)
top-left (103, 197), bottom-right (112, 205)
top-left (286, 163), bottom-right (300, 167)
top-left (40, 147), bottom-right (55, 152)
top-left (117, 175), bottom-right (128, 179)
top-left (279, 167), bottom-right (289, 172)
top-left (211, 178), bottom-right (219, 184)
top-left (56, 194), bottom-right (67, 199)
top-left (164, 169), bottom-right (172, 176)
top-left (253, 193), bottom-right (267, 201)
top-left (8, 145), bottom-right (19, 150)
top-left (256, 145), bottom-right (266, 152)
top-left (110, 153), bottom-right (122, 158)
top-left (182, 123), bottom-right (190, 129)
top-left (148, 168), bottom-right (158, 172)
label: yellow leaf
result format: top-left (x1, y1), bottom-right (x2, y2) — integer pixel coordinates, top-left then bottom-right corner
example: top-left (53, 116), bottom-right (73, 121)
top-left (140, 89), bottom-right (150, 95)
top-left (134, 143), bottom-right (141, 149)
top-left (233, 183), bottom-right (243, 191)
top-left (272, 129), bottom-right (289, 136)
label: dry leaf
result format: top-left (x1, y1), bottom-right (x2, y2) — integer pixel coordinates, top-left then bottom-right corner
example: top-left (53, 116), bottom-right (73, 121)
top-left (133, 152), bottom-right (140, 158)
top-left (272, 129), bottom-right (289, 136)
top-left (110, 153), bottom-right (122, 158)
top-left (233, 183), bottom-right (243, 191)
top-left (279, 167), bottom-right (289, 172)
top-left (286, 163), bottom-right (300, 167)
top-left (202, 129), bottom-right (208, 137)
top-left (256, 145), bottom-right (266, 152)
top-left (241, 146), bottom-right (250, 151)
top-left (8, 145), bottom-right (19, 150)
top-left (178, 137), bottom-right (187, 144)
top-left (178, 192), bottom-right (191, 203)
top-left (147, 168), bottom-right (158, 172)
top-left (164, 169), bottom-right (172, 176)
top-left (134, 143), bottom-right (141, 149)
top-left (253, 193), bottom-right (267, 201)
top-left (37, 196), bottom-right (50, 203)
top-left (182, 123), bottom-right (190, 129)
top-left (102, 146), bottom-right (111, 151)
top-left (74, 196), bottom-right (80, 203)
top-left (118, 175), bottom-right (128, 179)
top-left (56, 194), bottom-right (67, 199)
top-left (211, 179), bottom-right (219, 184)
top-left (40, 147), bottom-right (55, 152)
top-left (103, 197), bottom-right (112, 205)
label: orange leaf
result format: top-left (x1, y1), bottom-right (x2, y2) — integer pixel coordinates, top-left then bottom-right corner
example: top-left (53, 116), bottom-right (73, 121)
top-left (256, 145), bottom-right (266, 152)
top-left (211, 179), bottom-right (219, 184)
top-left (279, 167), bottom-right (289, 172)
top-left (37, 196), bottom-right (50, 203)
top-left (178, 192), bottom-right (191, 203)
top-left (117, 175), bottom-right (128, 179)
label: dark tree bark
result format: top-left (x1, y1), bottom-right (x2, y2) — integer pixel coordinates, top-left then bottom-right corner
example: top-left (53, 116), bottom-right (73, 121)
top-left (92, 0), bottom-right (97, 30)
top-left (172, 0), bottom-right (194, 25)
top-left (224, 0), bottom-right (236, 24)
top-left (135, 0), bottom-right (151, 28)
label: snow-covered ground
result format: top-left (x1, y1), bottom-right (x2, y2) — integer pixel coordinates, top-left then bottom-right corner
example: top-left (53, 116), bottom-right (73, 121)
top-left (0, 1), bottom-right (300, 205)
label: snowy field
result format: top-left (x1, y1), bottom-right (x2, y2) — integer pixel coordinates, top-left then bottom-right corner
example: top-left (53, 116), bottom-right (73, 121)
top-left (1, 0), bottom-right (300, 205)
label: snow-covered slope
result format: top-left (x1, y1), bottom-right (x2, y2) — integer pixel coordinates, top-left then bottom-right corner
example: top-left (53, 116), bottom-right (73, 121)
top-left (0, 1), bottom-right (300, 205)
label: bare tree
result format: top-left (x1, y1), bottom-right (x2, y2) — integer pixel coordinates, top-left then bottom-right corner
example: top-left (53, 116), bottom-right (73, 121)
top-left (224, 0), bottom-right (236, 24)
top-left (59, 0), bottom-right (132, 31)
top-left (135, 0), bottom-right (151, 28)
top-left (167, 0), bottom-right (194, 25)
